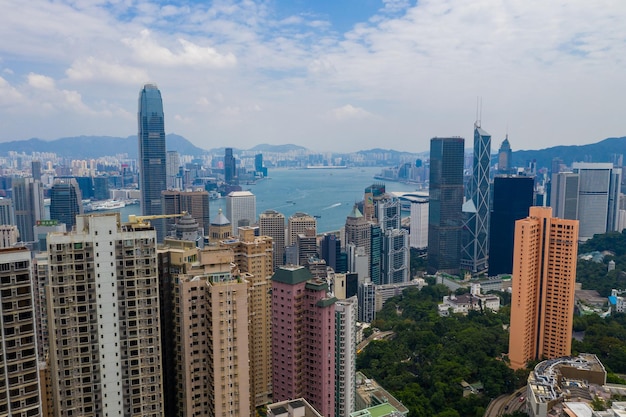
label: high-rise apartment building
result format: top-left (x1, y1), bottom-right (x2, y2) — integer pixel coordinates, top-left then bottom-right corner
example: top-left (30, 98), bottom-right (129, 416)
top-left (461, 125), bottom-right (491, 274)
top-left (508, 207), bottom-right (579, 370)
top-left (0, 225), bottom-right (19, 248)
top-left (170, 246), bottom-right (250, 417)
top-left (271, 266), bottom-right (337, 417)
top-left (47, 212), bottom-right (164, 416)
top-left (221, 226), bottom-right (274, 409)
top-left (12, 177), bottom-right (44, 243)
top-left (427, 137), bottom-right (465, 275)
top-left (49, 177), bottom-right (83, 230)
top-left (488, 176), bottom-right (534, 276)
top-left (335, 296), bottom-right (357, 417)
top-left (572, 162), bottom-right (622, 241)
top-left (0, 247), bottom-right (43, 417)
top-left (259, 209), bottom-right (286, 270)
top-left (138, 83), bottom-right (167, 240)
top-left (287, 212), bottom-right (316, 247)
top-left (226, 191), bottom-right (256, 235)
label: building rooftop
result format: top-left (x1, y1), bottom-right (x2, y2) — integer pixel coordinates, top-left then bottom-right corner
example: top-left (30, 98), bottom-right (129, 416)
top-left (272, 265), bottom-right (313, 285)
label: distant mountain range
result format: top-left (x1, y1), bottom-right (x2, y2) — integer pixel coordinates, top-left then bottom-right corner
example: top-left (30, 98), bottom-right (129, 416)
top-left (0, 134), bottom-right (205, 159)
top-left (0, 134), bottom-right (624, 169)
top-left (511, 136), bottom-right (626, 170)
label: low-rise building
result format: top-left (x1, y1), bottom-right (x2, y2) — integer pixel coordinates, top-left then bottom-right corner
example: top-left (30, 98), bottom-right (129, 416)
top-left (267, 398), bottom-right (323, 417)
top-left (438, 284), bottom-right (500, 316)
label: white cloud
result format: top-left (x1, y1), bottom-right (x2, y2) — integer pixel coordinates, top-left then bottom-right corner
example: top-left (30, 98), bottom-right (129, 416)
top-left (27, 73), bottom-right (56, 90)
top-left (123, 29), bottom-right (237, 68)
top-left (332, 104), bottom-right (373, 121)
top-left (66, 57), bottom-right (149, 85)
top-left (0, 76), bottom-right (24, 106)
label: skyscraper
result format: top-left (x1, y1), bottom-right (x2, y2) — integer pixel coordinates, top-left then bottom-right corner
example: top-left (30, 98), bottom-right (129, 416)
top-left (49, 177), bottom-right (83, 230)
top-left (488, 176), bottom-right (534, 276)
top-left (271, 266), bottom-right (336, 417)
top-left (497, 136), bottom-right (512, 173)
top-left (47, 212), bottom-right (164, 416)
top-left (408, 196), bottom-right (428, 250)
top-left (138, 83), bottom-right (167, 240)
top-left (550, 171), bottom-right (580, 220)
top-left (224, 147), bottom-right (236, 184)
top-left (12, 177), bottom-right (44, 243)
top-left (0, 247), bottom-right (43, 417)
top-left (508, 207), bottom-right (579, 369)
top-left (166, 150), bottom-right (180, 189)
top-left (572, 162), bottom-right (622, 241)
top-left (259, 209), bottom-right (286, 270)
top-left (427, 137), bottom-right (465, 275)
top-left (461, 125), bottom-right (491, 274)
top-left (344, 204), bottom-right (371, 258)
top-left (226, 190), bottom-right (256, 235)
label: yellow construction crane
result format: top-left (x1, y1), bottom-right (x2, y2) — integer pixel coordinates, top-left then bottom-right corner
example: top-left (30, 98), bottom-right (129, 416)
top-left (127, 211), bottom-right (188, 228)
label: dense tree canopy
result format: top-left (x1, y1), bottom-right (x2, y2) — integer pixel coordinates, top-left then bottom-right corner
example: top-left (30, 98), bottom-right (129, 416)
top-left (357, 285), bottom-right (519, 417)
top-left (577, 230), bottom-right (626, 297)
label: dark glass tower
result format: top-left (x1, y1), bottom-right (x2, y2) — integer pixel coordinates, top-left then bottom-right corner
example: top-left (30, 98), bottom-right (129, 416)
top-left (488, 175), bottom-right (534, 276)
top-left (461, 125), bottom-right (491, 274)
top-left (427, 137), bottom-right (465, 275)
top-left (138, 83), bottom-right (166, 240)
top-left (50, 177), bottom-right (83, 230)
top-left (224, 148), bottom-right (236, 184)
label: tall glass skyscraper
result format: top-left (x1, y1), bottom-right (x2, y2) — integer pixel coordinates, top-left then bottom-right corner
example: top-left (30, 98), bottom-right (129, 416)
top-left (138, 83), bottom-right (166, 240)
top-left (50, 177), bottom-right (83, 230)
top-left (427, 137), bottom-right (465, 275)
top-left (461, 125), bottom-right (491, 274)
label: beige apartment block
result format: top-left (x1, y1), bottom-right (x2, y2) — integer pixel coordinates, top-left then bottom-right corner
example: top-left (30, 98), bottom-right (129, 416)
top-left (171, 245), bottom-right (251, 417)
top-left (509, 207), bottom-right (579, 369)
top-left (222, 226), bottom-right (274, 409)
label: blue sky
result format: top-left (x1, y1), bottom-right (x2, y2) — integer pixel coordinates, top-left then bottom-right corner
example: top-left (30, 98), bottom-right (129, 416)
top-left (0, 0), bottom-right (625, 153)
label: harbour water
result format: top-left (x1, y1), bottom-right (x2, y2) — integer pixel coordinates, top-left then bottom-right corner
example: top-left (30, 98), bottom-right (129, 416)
top-left (72, 167), bottom-right (420, 234)
top-left (211, 167), bottom-right (419, 233)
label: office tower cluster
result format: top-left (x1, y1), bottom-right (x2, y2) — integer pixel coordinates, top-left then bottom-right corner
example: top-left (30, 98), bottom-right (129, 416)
top-left (550, 163), bottom-right (622, 241)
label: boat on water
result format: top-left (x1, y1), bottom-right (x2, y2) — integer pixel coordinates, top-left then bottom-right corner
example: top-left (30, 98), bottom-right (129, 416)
top-left (89, 200), bottom-right (126, 211)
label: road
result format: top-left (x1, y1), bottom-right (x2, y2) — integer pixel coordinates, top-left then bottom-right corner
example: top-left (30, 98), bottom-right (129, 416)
top-left (484, 387), bottom-right (526, 417)
top-left (357, 330), bottom-right (395, 353)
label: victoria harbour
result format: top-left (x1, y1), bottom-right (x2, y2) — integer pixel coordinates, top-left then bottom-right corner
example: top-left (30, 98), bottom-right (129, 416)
top-left (211, 167), bottom-right (420, 233)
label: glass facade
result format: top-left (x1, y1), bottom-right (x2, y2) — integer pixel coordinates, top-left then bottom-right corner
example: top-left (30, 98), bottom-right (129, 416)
top-left (138, 84), bottom-right (166, 240)
top-left (427, 137), bottom-right (464, 275)
top-left (488, 176), bottom-right (534, 276)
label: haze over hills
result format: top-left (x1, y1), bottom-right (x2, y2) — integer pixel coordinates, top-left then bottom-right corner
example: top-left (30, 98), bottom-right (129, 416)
top-left (0, 134), bottom-right (624, 169)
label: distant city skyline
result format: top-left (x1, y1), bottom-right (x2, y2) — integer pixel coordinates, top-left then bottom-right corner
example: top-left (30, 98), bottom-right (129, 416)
top-left (1, 1), bottom-right (625, 152)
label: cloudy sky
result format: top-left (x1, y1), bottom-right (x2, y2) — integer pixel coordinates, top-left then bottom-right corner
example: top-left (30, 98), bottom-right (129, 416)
top-left (0, 0), bottom-right (624, 153)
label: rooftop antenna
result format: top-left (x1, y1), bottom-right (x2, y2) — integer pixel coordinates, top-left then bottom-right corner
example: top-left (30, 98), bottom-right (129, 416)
top-left (475, 97), bottom-right (482, 128)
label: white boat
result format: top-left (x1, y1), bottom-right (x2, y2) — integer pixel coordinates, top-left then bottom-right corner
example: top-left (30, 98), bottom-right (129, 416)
top-left (91, 200), bottom-right (126, 211)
